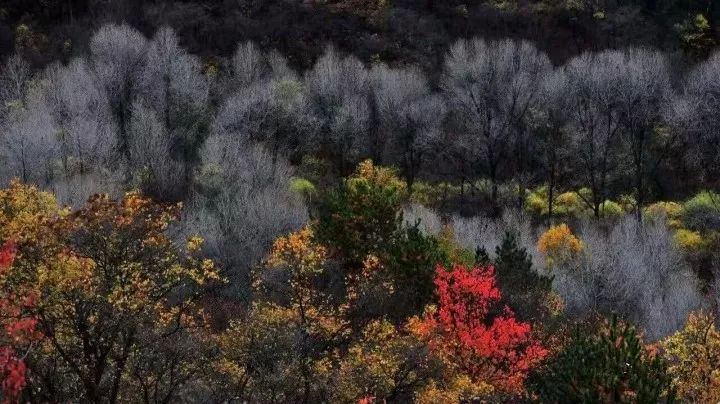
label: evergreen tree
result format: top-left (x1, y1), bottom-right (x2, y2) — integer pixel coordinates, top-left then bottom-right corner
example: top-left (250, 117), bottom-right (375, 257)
top-left (529, 317), bottom-right (676, 403)
top-left (493, 232), bottom-right (553, 321)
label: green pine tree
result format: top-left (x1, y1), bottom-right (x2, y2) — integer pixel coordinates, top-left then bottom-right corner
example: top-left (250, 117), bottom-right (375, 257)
top-left (529, 316), bottom-right (676, 403)
top-left (493, 232), bottom-right (553, 321)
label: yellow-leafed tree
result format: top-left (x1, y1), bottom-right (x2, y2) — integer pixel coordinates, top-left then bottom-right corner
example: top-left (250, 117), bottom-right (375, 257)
top-left (662, 311), bottom-right (720, 403)
top-left (0, 184), bottom-right (220, 402)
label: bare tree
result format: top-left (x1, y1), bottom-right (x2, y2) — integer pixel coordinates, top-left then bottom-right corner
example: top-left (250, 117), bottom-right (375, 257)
top-left (184, 131), bottom-right (308, 301)
top-left (0, 55), bottom-right (31, 120)
top-left (127, 101), bottom-right (185, 200)
top-left (51, 168), bottom-right (125, 209)
top-left (90, 24), bottom-right (148, 160)
top-left (532, 68), bottom-right (574, 220)
top-left (304, 47), bottom-right (370, 175)
top-left (442, 38), bottom-right (551, 213)
top-left (134, 26), bottom-right (211, 198)
top-left (43, 58), bottom-right (116, 176)
top-left (231, 41), bottom-right (269, 90)
top-left (667, 51), bottom-right (720, 192)
top-left (564, 51), bottom-right (625, 218)
top-left (554, 216), bottom-right (704, 340)
top-left (229, 42), bottom-right (294, 90)
top-left (0, 55), bottom-right (47, 184)
top-left (1, 52), bottom-right (123, 198)
top-left (451, 209), bottom-right (540, 268)
top-left (0, 88), bottom-right (57, 184)
top-left (613, 49), bottom-right (672, 221)
top-left (215, 78), bottom-right (313, 165)
top-left (371, 64), bottom-right (445, 189)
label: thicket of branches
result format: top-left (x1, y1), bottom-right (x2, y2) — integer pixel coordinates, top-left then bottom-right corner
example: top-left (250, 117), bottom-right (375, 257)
top-left (3, 24), bottom-right (719, 208)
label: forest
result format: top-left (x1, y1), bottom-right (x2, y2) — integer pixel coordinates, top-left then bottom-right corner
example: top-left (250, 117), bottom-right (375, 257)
top-left (1, 1), bottom-right (720, 403)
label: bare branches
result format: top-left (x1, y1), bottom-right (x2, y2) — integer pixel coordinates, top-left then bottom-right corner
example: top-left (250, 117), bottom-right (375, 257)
top-left (442, 39), bottom-right (551, 211)
top-left (669, 51), bottom-right (720, 188)
top-left (304, 47), bottom-right (371, 175)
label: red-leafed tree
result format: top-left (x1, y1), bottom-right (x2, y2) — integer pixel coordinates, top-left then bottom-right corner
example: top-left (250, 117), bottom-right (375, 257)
top-left (411, 264), bottom-right (547, 395)
top-left (0, 240), bottom-right (40, 403)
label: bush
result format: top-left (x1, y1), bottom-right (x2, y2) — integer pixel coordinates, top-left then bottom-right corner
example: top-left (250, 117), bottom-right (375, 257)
top-left (289, 176), bottom-right (317, 197)
top-left (436, 227), bottom-right (476, 268)
top-left (617, 194), bottom-right (637, 213)
top-left (528, 317), bottom-right (676, 402)
top-left (525, 185), bottom-right (549, 217)
top-left (537, 224), bottom-right (584, 269)
top-left (599, 199), bottom-right (624, 217)
top-left (673, 228), bottom-right (707, 253)
top-left (684, 191), bottom-right (720, 231)
top-left (645, 201), bottom-right (684, 228)
top-left (409, 181), bottom-right (464, 208)
top-left (553, 191), bottom-right (589, 217)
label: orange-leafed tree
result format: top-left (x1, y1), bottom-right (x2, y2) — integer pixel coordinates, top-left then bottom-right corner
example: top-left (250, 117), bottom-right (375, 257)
top-left (410, 264), bottom-right (547, 397)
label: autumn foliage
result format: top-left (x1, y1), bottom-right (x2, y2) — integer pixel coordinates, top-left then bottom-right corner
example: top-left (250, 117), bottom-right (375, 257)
top-left (0, 182), bottom-right (54, 402)
top-left (410, 264), bottom-right (547, 396)
top-left (0, 240), bottom-right (40, 404)
top-left (0, 157), bottom-right (713, 402)
top-left (662, 311), bottom-right (720, 402)
top-left (537, 223), bottom-right (584, 268)
top-left (0, 184), bottom-right (221, 402)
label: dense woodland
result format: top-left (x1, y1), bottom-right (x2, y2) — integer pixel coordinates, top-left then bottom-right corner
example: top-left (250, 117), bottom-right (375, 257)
top-left (1, 1), bottom-right (720, 403)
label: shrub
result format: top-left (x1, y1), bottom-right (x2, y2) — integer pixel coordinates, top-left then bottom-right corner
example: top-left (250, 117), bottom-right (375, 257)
top-left (528, 317), bottom-right (676, 402)
top-left (537, 224), bottom-right (583, 269)
top-left (683, 190), bottom-right (720, 231)
top-left (524, 188), bottom-right (625, 219)
top-left (435, 227), bottom-right (476, 268)
top-left (617, 194), bottom-right (637, 213)
top-left (553, 191), bottom-right (588, 217)
top-left (599, 199), bottom-right (624, 217)
top-left (524, 185), bottom-right (548, 216)
top-left (645, 201), bottom-right (684, 228)
top-left (289, 176), bottom-right (317, 197)
top-left (409, 181), bottom-right (464, 208)
top-left (673, 228), bottom-right (706, 253)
